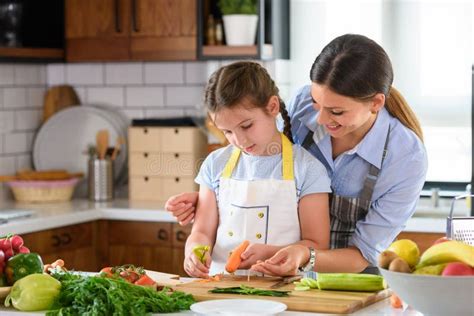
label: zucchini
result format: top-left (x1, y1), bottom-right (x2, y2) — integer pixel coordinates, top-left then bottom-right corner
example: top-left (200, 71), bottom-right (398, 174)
top-left (316, 273), bottom-right (386, 292)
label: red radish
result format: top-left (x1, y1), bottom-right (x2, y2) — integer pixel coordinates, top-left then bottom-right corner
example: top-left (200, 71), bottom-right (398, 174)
top-left (10, 235), bottom-right (23, 251)
top-left (18, 246), bottom-right (30, 254)
top-left (433, 237), bottom-right (450, 245)
top-left (0, 238), bottom-right (11, 251)
top-left (0, 249), bottom-right (4, 263)
top-left (4, 248), bottom-right (13, 260)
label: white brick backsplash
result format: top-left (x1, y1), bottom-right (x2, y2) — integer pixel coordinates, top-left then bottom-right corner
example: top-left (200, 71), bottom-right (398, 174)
top-left (122, 109), bottom-right (145, 120)
top-left (3, 88), bottom-right (27, 108)
top-left (0, 135), bottom-right (3, 153)
top-left (0, 156), bottom-right (15, 173)
top-left (16, 154), bottom-right (33, 170)
top-left (145, 109), bottom-right (186, 118)
top-left (0, 89), bottom-right (3, 107)
top-left (0, 111), bottom-right (14, 134)
top-left (106, 63), bottom-right (143, 85)
top-left (87, 87), bottom-right (124, 107)
top-left (27, 87), bottom-right (46, 107)
top-left (185, 62), bottom-right (209, 84)
top-left (66, 64), bottom-right (104, 85)
top-left (74, 87), bottom-right (86, 104)
top-left (4, 132), bottom-right (30, 154)
top-left (14, 65), bottom-right (44, 85)
top-left (126, 87), bottom-right (164, 107)
top-left (0, 65), bottom-right (14, 86)
top-left (15, 110), bottom-right (41, 131)
top-left (144, 62), bottom-right (184, 84)
top-left (47, 64), bottom-right (66, 86)
top-left (166, 86), bottom-right (204, 107)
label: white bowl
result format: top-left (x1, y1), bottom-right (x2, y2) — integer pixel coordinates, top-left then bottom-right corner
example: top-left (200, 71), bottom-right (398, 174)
top-left (379, 267), bottom-right (474, 315)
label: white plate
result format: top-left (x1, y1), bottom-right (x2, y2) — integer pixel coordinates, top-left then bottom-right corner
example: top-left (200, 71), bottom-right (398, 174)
top-left (190, 299), bottom-right (287, 316)
top-left (33, 106), bottom-right (127, 182)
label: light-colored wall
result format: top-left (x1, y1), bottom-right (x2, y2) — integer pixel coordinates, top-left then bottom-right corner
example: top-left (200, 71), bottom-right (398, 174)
top-left (0, 60), bottom-right (290, 201)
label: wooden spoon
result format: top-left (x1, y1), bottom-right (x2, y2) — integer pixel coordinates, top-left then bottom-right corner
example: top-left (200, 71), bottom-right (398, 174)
top-left (111, 136), bottom-right (125, 161)
top-left (96, 130), bottom-right (109, 160)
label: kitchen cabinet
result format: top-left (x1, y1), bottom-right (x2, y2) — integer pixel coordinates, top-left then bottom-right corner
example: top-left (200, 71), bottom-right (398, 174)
top-left (21, 222), bottom-right (98, 272)
top-left (396, 232), bottom-right (444, 253)
top-left (98, 220), bottom-right (192, 275)
top-left (65, 0), bottom-right (197, 61)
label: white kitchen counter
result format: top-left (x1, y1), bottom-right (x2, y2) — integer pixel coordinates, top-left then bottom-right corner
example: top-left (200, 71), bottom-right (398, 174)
top-left (0, 199), bottom-right (447, 235)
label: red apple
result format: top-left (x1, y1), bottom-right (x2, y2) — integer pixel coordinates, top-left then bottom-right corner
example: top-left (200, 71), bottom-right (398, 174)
top-left (433, 237), bottom-right (450, 245)
top-left (442, 262), bottom-right (474, 276)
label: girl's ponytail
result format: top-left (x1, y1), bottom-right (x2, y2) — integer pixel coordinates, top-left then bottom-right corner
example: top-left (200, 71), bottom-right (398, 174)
top-left (279, 99), bottom-right (294, 143)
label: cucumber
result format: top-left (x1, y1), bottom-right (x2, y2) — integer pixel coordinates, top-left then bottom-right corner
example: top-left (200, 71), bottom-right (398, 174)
top-left (316, 273), bottom-right (386, 292)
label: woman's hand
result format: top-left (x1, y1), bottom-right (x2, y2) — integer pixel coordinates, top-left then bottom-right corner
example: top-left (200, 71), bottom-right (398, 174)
top-left (184, 251), bottom-right (211, 278)
top-left (165, 192), bottom-right (199, 225)
top-left (239, 243), bottom-right (280, 269)
top-left (250, 244), bottom-right (310, 276)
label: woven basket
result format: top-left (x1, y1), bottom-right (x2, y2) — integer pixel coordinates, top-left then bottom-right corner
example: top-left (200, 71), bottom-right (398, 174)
top-left (7, 178), bottom-right (80, 203)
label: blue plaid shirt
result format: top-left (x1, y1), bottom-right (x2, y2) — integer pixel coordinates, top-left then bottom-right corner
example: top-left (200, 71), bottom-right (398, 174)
top-left (286, 85), bottom-right (428, 265)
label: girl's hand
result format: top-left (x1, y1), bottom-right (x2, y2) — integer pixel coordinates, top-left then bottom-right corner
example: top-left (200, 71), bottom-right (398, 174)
top-left (165, 192), bottom-right (199, 225)
top-left (184, 251), bottom-right (211, 278)
top-left (239, 243), bottom-right (279, 269)
top-left (250, 244), bottom-right (309, 276)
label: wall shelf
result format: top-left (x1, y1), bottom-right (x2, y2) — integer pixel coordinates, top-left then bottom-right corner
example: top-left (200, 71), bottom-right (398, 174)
top-left (0, 47), bottom-right (64, 62)
top-left (197, 0), bottom-right (289, 60)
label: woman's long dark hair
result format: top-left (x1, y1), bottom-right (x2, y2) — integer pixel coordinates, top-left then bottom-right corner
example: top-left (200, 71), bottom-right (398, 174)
top-left (310, 34), bottom-right (423, 141)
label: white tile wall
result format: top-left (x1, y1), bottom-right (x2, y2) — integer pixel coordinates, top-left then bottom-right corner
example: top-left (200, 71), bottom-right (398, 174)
top-left (0, 60), bottom-right (288, 201)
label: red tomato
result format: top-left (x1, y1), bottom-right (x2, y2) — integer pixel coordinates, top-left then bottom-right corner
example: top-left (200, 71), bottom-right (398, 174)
top-left (134, 274), bottom-right (156, 286)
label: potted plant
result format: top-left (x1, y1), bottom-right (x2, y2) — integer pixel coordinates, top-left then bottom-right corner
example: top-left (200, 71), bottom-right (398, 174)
top-left (218, 0), bottom-right (258, 46)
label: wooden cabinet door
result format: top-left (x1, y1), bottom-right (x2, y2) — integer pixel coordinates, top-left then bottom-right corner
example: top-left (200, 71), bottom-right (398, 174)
top-left (106, 221), bottom-right (174, 273)
top-left (22, 222), bottom-right (98, 272)
top-left (130, 0), bottom-right (197, 60)
top-left (171, 223), bottom-right (192, 276)
top-left (65, 0), bottom-right (131, 61)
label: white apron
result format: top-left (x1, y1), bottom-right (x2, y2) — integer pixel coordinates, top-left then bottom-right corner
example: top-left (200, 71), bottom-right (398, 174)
top-left (210, 133), bottom-right (301, 275)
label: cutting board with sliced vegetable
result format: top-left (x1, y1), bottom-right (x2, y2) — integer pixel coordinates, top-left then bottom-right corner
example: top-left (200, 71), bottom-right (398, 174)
top-left (175, 274), bottom-right (391, 314)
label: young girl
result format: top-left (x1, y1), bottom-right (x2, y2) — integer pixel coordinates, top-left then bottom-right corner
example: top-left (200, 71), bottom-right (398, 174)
top-left (184, 61), bottom-right (331, 278)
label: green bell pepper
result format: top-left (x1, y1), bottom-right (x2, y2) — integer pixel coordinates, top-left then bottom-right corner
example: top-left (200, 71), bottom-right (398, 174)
top-left (4, 273), bottom-right (61, 311)
top-left (5, 253), bottom-right (44, 286)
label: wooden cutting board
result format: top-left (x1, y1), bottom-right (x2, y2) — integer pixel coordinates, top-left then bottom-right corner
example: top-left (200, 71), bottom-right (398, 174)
top-left (174, 275), bottom-right (391, 314)
top-left (42, 85), bottom-right (80, 123)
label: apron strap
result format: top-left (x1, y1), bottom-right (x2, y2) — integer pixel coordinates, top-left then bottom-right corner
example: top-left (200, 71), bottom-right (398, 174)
top-left (281, 133), bottom-right (294, 180)
top-left (221, 133), bottom-right (295, 180)
top-left (222, 147), bottom-right (241, 179)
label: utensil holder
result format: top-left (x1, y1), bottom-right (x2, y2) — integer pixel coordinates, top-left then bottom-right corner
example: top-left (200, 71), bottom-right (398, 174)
top-left (88, 157), bottom-right (114, 201)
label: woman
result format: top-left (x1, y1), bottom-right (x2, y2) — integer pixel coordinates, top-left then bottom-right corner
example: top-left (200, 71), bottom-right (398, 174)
top-left (165, 34), bottom-right (428, 274)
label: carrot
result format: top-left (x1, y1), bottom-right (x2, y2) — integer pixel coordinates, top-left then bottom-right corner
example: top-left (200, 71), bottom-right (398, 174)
top-left (390, 293), bottom-right (403, 309)
top-left (225, 240), bottom-right (250, 273)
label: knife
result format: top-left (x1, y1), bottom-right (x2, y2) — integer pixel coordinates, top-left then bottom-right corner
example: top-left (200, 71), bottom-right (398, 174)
top-left (270, 275), bottom-right (303, 289)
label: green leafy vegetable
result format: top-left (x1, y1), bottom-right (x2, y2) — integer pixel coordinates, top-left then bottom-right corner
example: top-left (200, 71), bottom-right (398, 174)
top-left (46, 272), bottom-right (194, 315)
top-left (209, 285), bottom-right (290, 297)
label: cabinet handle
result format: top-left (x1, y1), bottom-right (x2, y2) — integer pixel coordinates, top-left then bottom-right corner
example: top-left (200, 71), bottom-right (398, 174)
top-left (144, 152), bottom-right (148, 158)
top-left (176, 230), bottom-right (187, 242)
top-left (157, 228), bottom-right (169, 241)
top-left (174, 128), bottom-right (179, 134)
top-left (114, 0), bottom-right (122, 33)
top-left (132, 0), bottom-right (140, 32)
top-left (51, 235), bottom-right (61, 247)
top-left (174, 153), bottom-right (179, 158)
top-left (143, 128), bottom-right (148, 134)
top-left (175, 177), bottom-right (180, 183)
top-left (144, 176), bottom-right (149, 182)
top-left (61, 233), bottom-right (72, 245)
